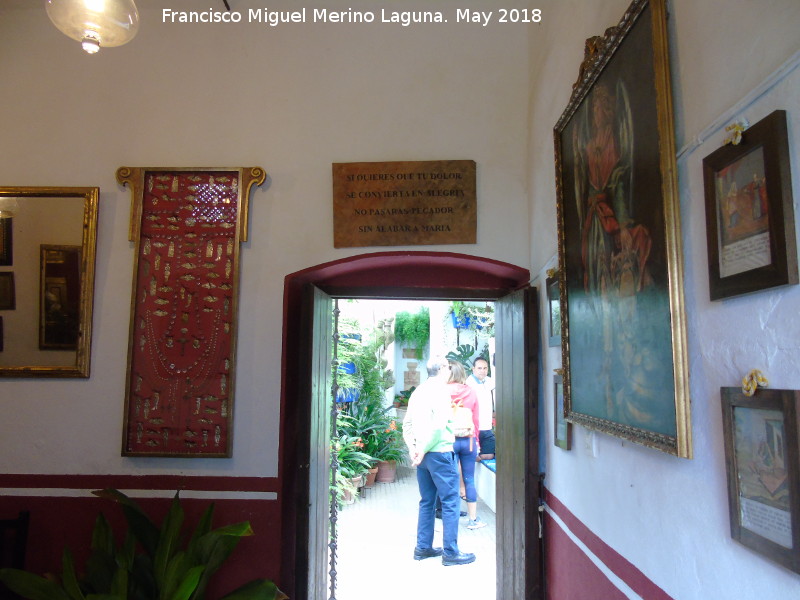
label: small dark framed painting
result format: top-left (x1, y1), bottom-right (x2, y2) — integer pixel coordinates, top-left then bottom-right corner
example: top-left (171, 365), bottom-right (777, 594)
top-left (554, 372), bottom-right (571, 450)
top-left (546, 272), bottom-right (561, 347)
top-left (703, 110), bottom-right (798, 300)
top-left (721, 387), bottom-right (800, 573)
top-left (0, 272), bottom-right (15, 310)
top-left (0, 219), bottom-right (11, 266)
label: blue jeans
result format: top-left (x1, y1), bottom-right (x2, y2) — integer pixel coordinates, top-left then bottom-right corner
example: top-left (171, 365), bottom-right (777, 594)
top-left (416, 450), bottom-right (460, 555)
top-left (454, 436), bottom-right (478, 502)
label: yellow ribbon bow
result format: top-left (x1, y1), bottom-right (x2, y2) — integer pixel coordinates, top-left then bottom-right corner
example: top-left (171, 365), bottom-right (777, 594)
top-left (741, 369), bottom-right (768, 397)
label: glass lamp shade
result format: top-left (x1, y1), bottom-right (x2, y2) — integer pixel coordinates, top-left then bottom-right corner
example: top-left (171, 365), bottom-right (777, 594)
top-left (0, 197), bottom-right (19, 219)
top-left (45, 0), bottom-right (140, 54)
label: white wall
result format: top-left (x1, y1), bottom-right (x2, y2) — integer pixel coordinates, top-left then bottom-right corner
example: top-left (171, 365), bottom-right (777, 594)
top-left (533, 1), bottom-right (800, 598)
top-left (0, 1), bottom-right (530, 477)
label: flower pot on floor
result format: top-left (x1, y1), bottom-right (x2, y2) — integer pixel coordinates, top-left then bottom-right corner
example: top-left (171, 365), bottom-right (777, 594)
top-left (364, 466), bottom-right (379, 488)
top-left (375, 460), bottom-right (397, 483)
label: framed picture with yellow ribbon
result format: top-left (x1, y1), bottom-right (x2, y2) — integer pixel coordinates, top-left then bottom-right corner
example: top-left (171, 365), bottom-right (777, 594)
top-left (721, 386), bottom-right (800, 573)
top-left (703, 110), bottom-right (798, 300)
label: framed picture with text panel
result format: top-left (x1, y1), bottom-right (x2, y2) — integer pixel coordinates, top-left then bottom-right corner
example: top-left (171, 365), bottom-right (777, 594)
top-left (702, 110), bottom-right (797, 300)
top-left (721, 387), bottom-right (800, 573)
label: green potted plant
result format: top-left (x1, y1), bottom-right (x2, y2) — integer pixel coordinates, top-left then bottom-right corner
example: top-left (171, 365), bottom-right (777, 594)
top-left (371, 420), bottom-right (407, 483)
top-left (393, 387), bottom-right (414, 409)
top-left (332, 418), bottom-right (375, 504)
top-left (393, 307), bottom-right (430, 360)
top-left (0, 489), bottom-right (286, 600)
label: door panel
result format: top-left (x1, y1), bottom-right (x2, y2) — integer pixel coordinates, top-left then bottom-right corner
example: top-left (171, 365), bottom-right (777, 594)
top-left (495, 287), bottom-right (541, 599)
top-left (306, 285), bottom-right (333, 599)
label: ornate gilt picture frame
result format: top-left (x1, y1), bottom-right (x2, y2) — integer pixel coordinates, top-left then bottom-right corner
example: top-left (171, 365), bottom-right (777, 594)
top-left (117, 167), bottom-right (266, 457)
top-left (0, 187), bottom-right (99, 378)
top-left (553, 0), bottom-right (691, 457)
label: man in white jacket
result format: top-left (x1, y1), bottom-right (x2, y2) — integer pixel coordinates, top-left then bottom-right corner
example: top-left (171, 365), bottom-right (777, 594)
top-left (403, 356), bottom-right (476, 566)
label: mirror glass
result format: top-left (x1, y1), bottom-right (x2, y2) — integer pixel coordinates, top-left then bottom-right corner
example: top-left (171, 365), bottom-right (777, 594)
top-left (0, 187), bottom-right (99, 377)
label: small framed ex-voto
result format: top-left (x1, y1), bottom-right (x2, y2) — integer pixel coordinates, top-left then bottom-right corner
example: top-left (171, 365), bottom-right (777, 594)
top-left (703, 110), bottom-right (798, 300)
top-left (721, 387), bottom-right (800, 573)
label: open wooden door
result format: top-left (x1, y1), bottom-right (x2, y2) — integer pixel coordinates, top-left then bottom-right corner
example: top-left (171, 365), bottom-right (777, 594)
top-left (304, 284), bottom-right (333, 599)
top-left (495, 286), bottom-right (542, 599)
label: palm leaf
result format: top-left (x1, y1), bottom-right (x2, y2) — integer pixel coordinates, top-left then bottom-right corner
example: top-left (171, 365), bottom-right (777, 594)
top-left (0, 568), bottom-right (72, 600)
top-left (61, 548), bottom-right (86, 600)
top-left (168, 566), bottom-right (204, 600)
top-left (92, 489), bottom-right (159, 556)
top-left (154, 492), bottom-right (185, 594)
top-left (219, 579), bottom-right (288, 600)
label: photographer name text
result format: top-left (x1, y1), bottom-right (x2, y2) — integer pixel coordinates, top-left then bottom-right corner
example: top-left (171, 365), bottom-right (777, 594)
top-left (162, 7), bottom-right (542, 27)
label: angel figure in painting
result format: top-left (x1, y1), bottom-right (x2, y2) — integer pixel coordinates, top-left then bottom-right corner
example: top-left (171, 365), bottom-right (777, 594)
top-left (573, 81), bottom-right (652, 297)
top-left (571, 80), bottom-right (665, 431)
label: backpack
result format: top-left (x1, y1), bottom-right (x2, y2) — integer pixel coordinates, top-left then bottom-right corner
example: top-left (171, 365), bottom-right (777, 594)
top-left (451, 400), bottom-right (474, 438)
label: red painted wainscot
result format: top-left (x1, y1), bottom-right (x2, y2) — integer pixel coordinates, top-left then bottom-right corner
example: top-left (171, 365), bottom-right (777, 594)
top-left (543, 487), bottom-right (674, 600)
top-left (0, 474), bottom-right (282, 597)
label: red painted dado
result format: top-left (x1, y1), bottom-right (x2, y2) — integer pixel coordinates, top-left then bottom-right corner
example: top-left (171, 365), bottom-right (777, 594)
top-left (544, 487), bottom-right (674, 600)
top-left (544, 510), bottom-right (628, 600)
top-left (0, 474), bottom-right (282, 597)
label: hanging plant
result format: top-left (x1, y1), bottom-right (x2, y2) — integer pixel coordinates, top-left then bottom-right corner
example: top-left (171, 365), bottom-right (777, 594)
top-left (335, 318), bottom-right (395, 408)
top-left (393, 307), bottom-right (430, 359)
top-left (448, 301), bottom-right (495, 335)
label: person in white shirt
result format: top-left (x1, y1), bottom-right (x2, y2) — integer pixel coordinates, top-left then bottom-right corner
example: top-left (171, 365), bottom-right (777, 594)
top-left (403, 356), bottom-right (476, 566)
top-left (466, 357), bottom-right (495, 460)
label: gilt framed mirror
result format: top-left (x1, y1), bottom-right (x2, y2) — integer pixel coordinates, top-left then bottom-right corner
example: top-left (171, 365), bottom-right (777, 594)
top-left (0, 187), bottom-right (99, 377)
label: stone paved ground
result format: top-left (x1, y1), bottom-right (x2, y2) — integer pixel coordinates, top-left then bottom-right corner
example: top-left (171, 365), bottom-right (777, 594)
top-left (331, 464), bottom-right (497, 599)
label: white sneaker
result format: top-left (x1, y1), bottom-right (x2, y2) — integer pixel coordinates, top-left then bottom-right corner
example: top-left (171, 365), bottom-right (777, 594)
top-left (467, 518), bottom-right (487, 530)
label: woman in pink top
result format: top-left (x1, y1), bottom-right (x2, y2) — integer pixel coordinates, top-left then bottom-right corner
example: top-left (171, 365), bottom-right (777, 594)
top-left (448, 361), bottom-right (486, 530)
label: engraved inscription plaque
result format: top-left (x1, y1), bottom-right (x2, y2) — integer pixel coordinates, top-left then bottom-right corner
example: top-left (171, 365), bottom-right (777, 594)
top-left (333, 160), bottom-right (476, 248)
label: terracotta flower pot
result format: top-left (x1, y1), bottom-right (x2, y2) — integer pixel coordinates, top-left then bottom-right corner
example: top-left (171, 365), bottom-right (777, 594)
top-left (364, 467), bottom-right (379, 488)
top-left (375, 460), bottom-right (397, 483)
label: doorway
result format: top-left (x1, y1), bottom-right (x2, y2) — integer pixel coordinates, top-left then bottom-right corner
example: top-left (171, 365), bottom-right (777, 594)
top-left (278, 251), bottom-right (542, 600)
top-left (330, 298), bottom-right (497, 598)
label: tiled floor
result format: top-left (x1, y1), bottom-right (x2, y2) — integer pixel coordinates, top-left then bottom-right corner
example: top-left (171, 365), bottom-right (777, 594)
top-left (331, 464), bottom-right (497, 599)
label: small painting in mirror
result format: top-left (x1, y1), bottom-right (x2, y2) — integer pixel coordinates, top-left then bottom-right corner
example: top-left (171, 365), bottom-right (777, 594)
top-left (39, 245), bottom-right (81, 350)
top-left (0, 272), bottom-right (14, 310)
top-left (0, 219), bottom-right (11, 266)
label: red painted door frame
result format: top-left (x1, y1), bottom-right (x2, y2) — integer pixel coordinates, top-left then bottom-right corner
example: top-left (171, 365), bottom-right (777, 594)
top-left (278, 251), bottom-right (530, 598)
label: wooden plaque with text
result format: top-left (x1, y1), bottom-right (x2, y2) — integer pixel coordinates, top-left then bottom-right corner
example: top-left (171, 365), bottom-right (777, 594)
top-left (333, 160), bottom-right (476, 248)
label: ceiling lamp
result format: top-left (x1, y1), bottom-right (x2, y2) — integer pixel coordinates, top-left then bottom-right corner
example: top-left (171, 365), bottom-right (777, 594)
top-left (45, 0), bottom-right (140, 55)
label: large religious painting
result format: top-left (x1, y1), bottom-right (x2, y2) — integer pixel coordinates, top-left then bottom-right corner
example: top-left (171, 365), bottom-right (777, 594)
top-left (553, 0), bottom-right (691, 457)
top-left (117, 166), bottom-right (266, 457)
